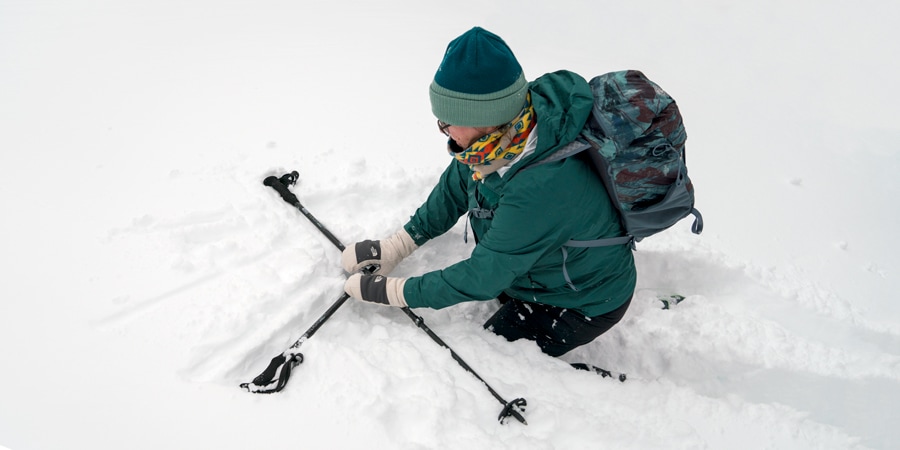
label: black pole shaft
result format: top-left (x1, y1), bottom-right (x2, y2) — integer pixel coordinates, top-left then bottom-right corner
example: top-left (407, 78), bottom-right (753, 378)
top-left (399, 307), bottom-right (509, 406)
top-left (289, 293), bottom-right (351, 349)
top-left (298, 201), bottom-right (345, 251)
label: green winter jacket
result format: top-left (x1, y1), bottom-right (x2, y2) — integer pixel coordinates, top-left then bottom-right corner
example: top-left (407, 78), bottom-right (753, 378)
top-left (402, 70), bottom-right (636, 317)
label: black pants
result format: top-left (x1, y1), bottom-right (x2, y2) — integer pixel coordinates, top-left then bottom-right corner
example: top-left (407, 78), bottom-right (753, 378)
top-left (483, 294), bottom-right (631, 357)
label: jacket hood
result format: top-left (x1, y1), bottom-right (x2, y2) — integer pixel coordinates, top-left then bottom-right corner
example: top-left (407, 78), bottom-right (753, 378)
top-left (504, 70), bottom-right (593, 178)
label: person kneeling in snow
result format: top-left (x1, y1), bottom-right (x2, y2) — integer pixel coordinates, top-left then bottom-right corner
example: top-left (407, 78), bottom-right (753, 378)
top-left (342, 27), bottom-right (635, 357)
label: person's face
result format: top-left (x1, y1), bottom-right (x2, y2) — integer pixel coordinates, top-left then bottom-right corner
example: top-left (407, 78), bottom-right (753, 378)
top-left (438, 120), bottom-right (501, 151)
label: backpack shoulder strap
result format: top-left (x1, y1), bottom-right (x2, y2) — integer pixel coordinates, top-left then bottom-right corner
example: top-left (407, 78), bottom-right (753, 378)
top-left (519, 138), bottom-right (592, 172)
top-left (523, 138), bottom-right (636, 248)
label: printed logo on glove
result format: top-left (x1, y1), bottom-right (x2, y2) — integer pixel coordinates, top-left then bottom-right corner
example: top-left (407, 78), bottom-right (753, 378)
top-left (341, 229), bottom-right (418, 275)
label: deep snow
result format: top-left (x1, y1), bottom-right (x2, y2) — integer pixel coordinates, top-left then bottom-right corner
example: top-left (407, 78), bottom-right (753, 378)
top-left (1, 0), bottom-right (898, 449)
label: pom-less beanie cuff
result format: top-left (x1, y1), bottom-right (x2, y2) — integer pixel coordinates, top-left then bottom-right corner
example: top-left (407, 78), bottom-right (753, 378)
top-left (430, 74), bottom-right (528, 127)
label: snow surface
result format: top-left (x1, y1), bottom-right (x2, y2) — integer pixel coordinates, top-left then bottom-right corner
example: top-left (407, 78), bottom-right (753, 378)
top-left (2, 0), bottom-right (899, 449)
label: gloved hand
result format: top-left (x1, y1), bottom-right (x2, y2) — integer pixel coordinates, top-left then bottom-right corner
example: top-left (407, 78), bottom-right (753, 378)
top-left (341, 228), bottom-right (418, 275)
top-left (344, 274), bottom-right (408, 307)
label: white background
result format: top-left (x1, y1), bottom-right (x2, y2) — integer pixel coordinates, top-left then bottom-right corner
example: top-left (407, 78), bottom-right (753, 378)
top-left (2, 0), bottom-right (898, 448)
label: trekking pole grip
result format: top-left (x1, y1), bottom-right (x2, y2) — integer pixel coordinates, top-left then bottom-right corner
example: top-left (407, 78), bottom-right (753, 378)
top-left (263, 171), bottom-right (345, 251)
top-left (263, 171), bottom-right (301, 207)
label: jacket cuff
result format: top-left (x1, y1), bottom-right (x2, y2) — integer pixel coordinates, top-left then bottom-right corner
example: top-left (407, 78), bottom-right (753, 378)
top-left (403, 222), bottom-right (432, 247)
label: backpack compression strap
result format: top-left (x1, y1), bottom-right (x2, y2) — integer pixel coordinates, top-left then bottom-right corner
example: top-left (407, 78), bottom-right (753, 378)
top-left (564, 235), bottom-right (634, 247)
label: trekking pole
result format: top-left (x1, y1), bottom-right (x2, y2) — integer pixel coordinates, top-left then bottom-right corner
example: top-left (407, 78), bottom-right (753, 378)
top-left (249, 170), bottom-right (528, 425)
top-left (238, 172), bottom-right (353, 394)
top-left (262, 171), bottom-right (343, 249)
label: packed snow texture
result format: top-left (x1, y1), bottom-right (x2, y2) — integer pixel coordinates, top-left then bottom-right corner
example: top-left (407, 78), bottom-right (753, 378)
top-left (1, 0), bottom-right (898, 449)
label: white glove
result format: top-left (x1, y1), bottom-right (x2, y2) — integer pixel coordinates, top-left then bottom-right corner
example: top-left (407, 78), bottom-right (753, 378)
top-left (344, 274), bottom-right (408, 307)
top-left (341, 228), bottom-right (418, 275)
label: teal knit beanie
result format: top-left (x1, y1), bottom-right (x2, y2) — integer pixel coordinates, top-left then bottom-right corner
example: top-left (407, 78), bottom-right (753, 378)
top-left (429, 27), bottom-right (528, 127)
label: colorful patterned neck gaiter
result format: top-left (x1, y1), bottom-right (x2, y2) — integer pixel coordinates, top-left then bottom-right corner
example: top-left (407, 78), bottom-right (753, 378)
top-left (451, 94), bottom-right (536, 180)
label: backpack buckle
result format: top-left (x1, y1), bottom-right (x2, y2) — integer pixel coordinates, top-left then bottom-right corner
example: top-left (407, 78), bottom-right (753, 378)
top-left (470, 208), bottom-right (494, 219)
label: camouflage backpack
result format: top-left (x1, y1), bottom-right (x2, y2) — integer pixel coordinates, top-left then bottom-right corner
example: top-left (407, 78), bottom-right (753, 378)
top-left (541, 70), bottom-right (703, 248)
